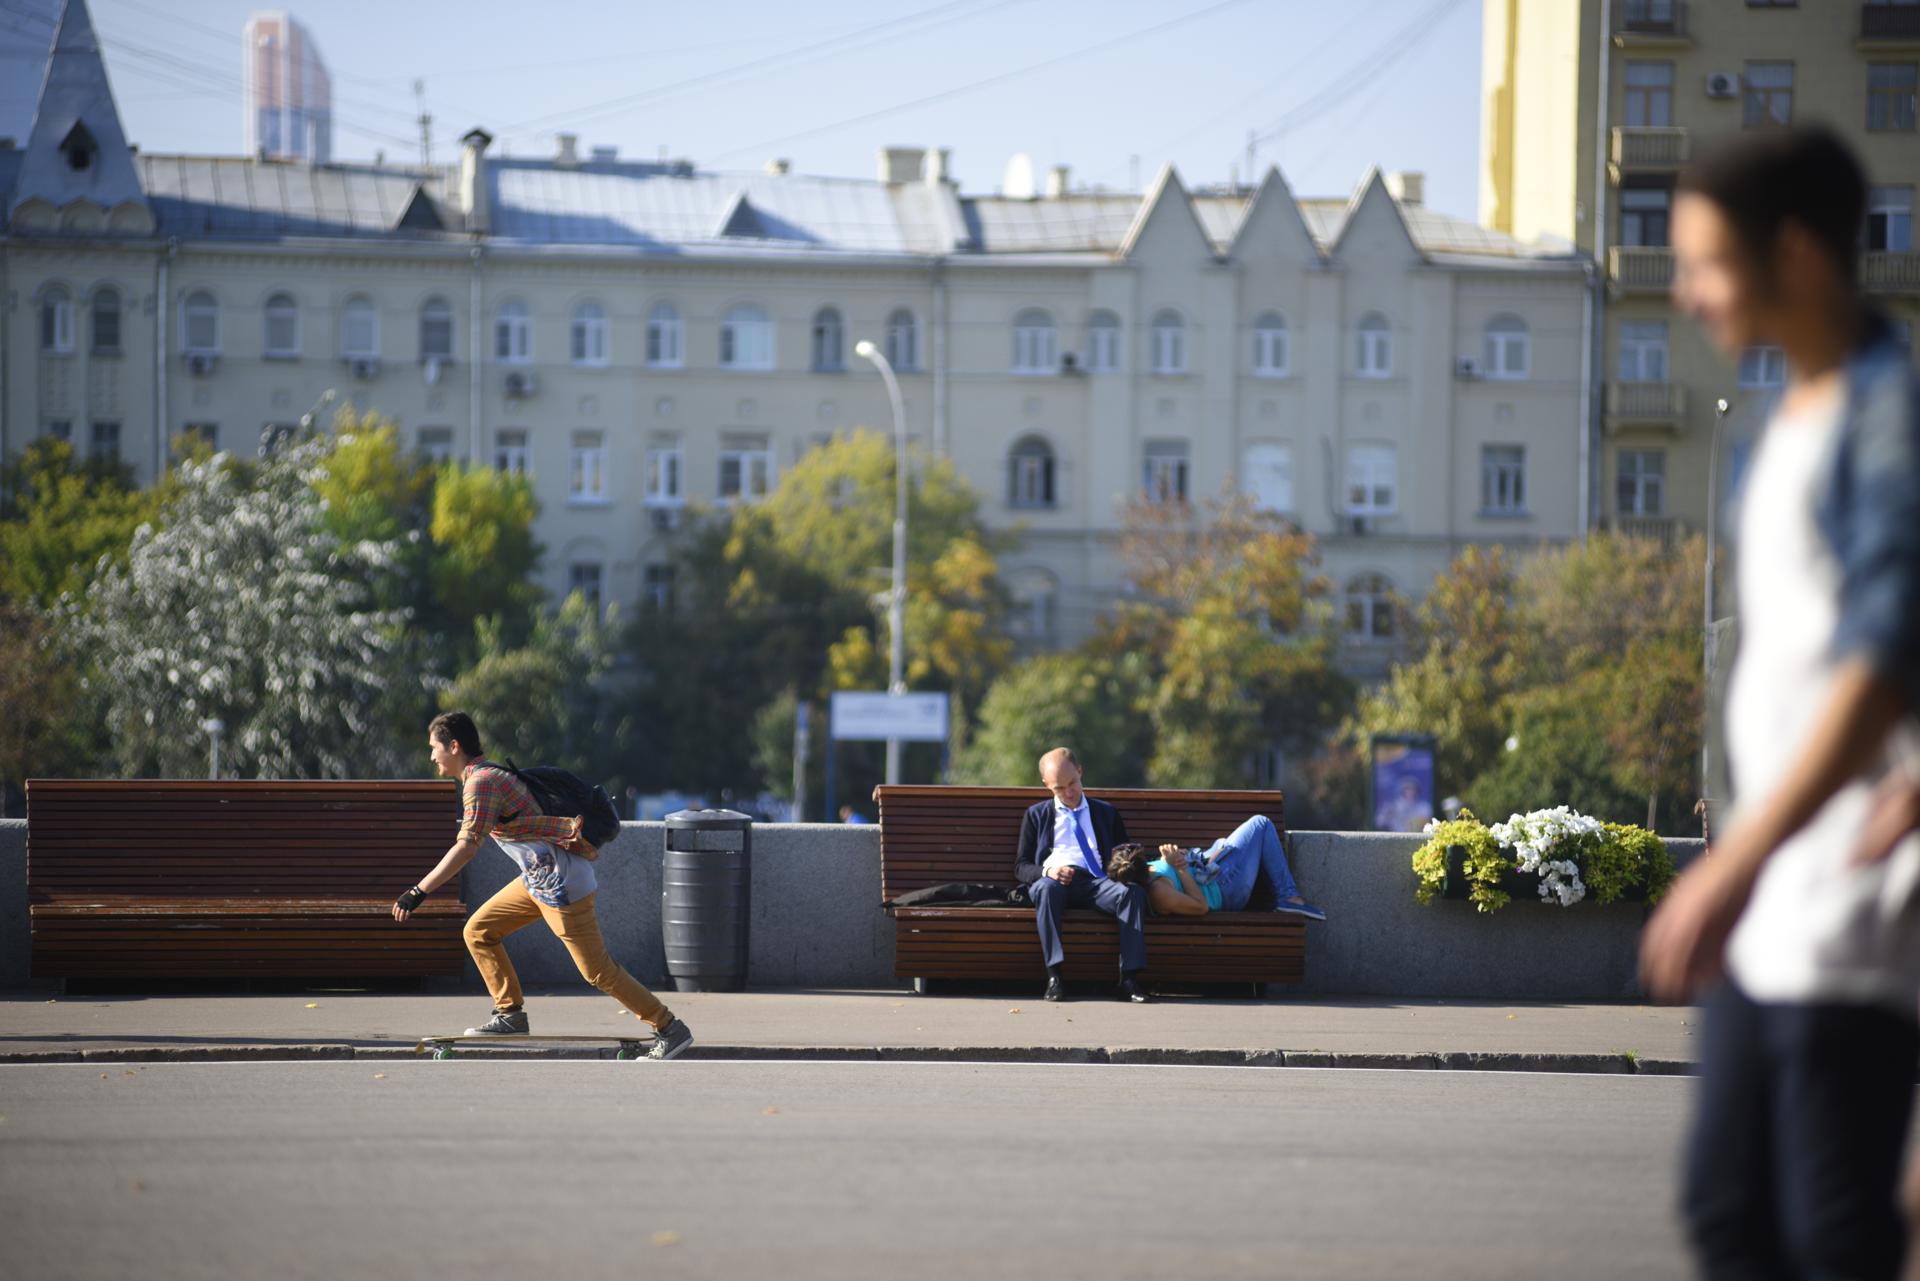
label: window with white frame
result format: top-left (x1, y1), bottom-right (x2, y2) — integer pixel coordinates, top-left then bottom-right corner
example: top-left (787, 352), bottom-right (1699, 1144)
top-left (340, 295), bottom-right (378, 358)
top-left (646, 302), bottom-right (684, 369)
top-left (1738, 345), bottom-right (1787, 389)
top-left (1087, 310), bottom-right (1122, 373)
top-left (494, 299), bottom-right (531, 364)
top-left (1483, 314), bottom-right (1530, 380)
top-left (1345, 573), bottom-right (1397, 639)
top-left (1356, 312), bottom-right (1392, 378)
top-left (182, 290), bottom-right (219, 354)
top-left (1251, 312), bottom-right (1288, 378)
top-left (1481, 445), bottom-right (1527, 515)
top-left (263, 292), bottom-right (300, 358)
top-left (568, 561), bottom-right (604, 610)
top-left (1142, 439), bottom-right (1189, 505)
top-left (810, 306), bottom-right (845, 372)
top-left (495, 428), bottom-right (530, 475)
top-left (885, 307), bottom-right (918, 372)
top-left (1617, 449), bottom-right (1666, 516)
top-left (1242, 442), bottom-right (1294, 514)
top-left (40, 285), bottom-right (74, 353)
top-left (719, 438), bottom-right (774, 501)
top-left (1618, 321), bottom-right (1669, 382)
top-left (1008, 435), bottom-right (1056, 509)
top-left (416, 426), bottom-right (454, 463)
top-left (1008, 570), bottom-right (1057, 641)
top-left (89, 421), bottom-right (121, 463)
top-left (643, 563), bottom-right (676, 611)
top-left (1150, 309), bottom-right (1187, 375)
top-left (1743, 61), bottom-right (1794, 127)
top-left (1869, 185), bottom-right (1914, 252)
top-left (90, 288), bottom-right (121, 354)
top-left (1624, 61), bottom-right (1674, 126)
top-left (570, 430), bottom-right (608, 503)
top-left (720, 304), bottom-right (775, 370)
top-left (1868, 63), bottom-right (1918, 133)
top-left (570, 300), bottom-right (608, 367)
top-left (1345, 443), bottom-right (1398, 514)
top-left (644, 442), bottom-right (684, 506)
top-left (419, 297), bottom-right (453, 362)
top-left (1012, 308), bottom-right (1057, 374)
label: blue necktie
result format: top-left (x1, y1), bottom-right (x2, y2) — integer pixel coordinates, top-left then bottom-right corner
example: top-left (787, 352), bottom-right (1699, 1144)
top-left (1062, 804), bottom-right (1102, 878)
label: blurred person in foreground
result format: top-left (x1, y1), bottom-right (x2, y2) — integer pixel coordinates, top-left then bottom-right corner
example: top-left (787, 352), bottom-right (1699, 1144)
top-left (1639, 125), bottom-right (1920, 1280)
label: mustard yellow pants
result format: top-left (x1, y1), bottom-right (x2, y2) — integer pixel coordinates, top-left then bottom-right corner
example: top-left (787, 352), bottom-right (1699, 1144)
top-left (463, 878), bottom-right (673, 1031)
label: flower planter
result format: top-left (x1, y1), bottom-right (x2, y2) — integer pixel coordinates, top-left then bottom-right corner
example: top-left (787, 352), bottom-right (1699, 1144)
top-left (1437, 845), bottom-right (1651, 904)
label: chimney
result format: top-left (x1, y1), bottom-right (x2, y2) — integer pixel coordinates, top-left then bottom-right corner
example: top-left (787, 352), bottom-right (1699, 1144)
top-left (765, 157), bottom-right (791, 176)
top-left (879, 146), bottom-right (924, 184)
top-left (1046, 164), bottom-right (1070, 198)
top-left (924, 147), bottom-right (951, 186)
top-left (555, 132), bottom-right (579, 167)
top-left (459, 127), bottom-right (493, 234)
top-left (1385, 170), bottom-right (1424, 207)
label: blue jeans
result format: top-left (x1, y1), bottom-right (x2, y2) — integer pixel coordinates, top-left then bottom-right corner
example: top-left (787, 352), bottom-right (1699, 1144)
top-left (1207, 815), bottom-right (1300, 911)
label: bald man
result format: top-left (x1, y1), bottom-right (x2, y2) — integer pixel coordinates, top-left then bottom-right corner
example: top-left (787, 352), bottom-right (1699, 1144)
top-left (1014, 748), bottom-right (1147, 1002)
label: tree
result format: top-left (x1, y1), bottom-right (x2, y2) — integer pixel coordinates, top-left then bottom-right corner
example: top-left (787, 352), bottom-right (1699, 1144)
top-left (950, 651), bottom-right (1155, 787)
top-left (427, 457), bottom-right (545, 651)
top-left (0, 603), bottom-right (99, 814)
top-left (0, 438), bottom-right (170, 609)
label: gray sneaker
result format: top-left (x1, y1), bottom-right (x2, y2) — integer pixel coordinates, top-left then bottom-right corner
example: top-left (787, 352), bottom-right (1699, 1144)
top-left (647, 1018), bottom-right (694, 1061)
top-left (464, 1009), bottom-right (529, 1036)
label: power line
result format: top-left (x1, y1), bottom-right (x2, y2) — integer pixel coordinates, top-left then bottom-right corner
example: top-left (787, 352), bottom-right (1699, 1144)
top-left (1250, 0), bottom-right (1468, 147)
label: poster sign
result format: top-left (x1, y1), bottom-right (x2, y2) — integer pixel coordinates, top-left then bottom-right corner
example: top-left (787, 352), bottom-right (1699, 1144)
top-left (830, 691), bottom-right (950, 743)
top-left (1371, 735), bottom-right (1437, 833)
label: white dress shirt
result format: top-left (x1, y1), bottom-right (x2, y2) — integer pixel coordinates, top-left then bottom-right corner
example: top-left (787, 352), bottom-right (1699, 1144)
top-left (1041, 800), bottom-right (1102, 878)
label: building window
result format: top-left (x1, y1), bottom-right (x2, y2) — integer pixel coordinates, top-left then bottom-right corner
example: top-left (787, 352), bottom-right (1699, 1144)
top-left (1483, 314), bottom-right (1531, 380)
top-left (719, 439), bottom-right (774, 501)
top-left (571, 300), bottom-right (608, 367)
top-left (643, 563), bottom-right (676, 611)
top-left (1346, 443), bottom-right (1398, 515)
top-left (263, 292), bottom-right (300, 358)
top-left (568, 562), bottom-right (603, 610)
top-left (340, 296), bottom-right (378, 359)
top-left (182, 290), bottom-right (220, 354)
top-left (1008, 435), bottom-right (1056, 509)
top-left (175, 423), bottom-right (218, 459)
top-left (646, 302), bottom-right (683, 369)
top-left (1619, 183), bottom-right (1672, 247)
top-left (1150, 309), bottom-right (1187, 375)
top-left (1356, 312), bottom-right (1392, 378)
top-left (416, 426), bottom-right (454, 463)
top-left (1087, 310), bottom-right (1122, 373)
top-left (1009, 570), bottom-right (1057, 642)
top-left (1869, 185), bottom-right (1914, 251)
top-left (645, 443), bottom-right (683, 505)
top-left (89, 421), bottom-right (121, 463)
top-left (1743, 62), bottom-right (1794, 127)
top-left (46, 420), bottom-right (73, 444)
top-left (1617, 449), bottom-right (1666, 516)
top-left (39, 285), bottom-right (74, 354)
top-left (91, 288), bottom-right (121, 354)
top-left (1618, 321), bottom-right (1669, 382)
top-left (1345, 574), bottom-right (1397, 640)
top-left (885, 307), bottom-right (918, 372)
top-left (420, 297), bottom-right (453, 362)
top-left (810, 306), bottom-right (845, 372)
top-left (1481, 445), bottom-right (1528, 515)
top-left (1738, 345), bottom-right (1787, 389)
top-left (720, 304), bottom-right (775, 370)
top-left (494, 299), bottom-right (531, 364)
top-left (1624, 61), bottom-right (1674, 127)
top-left (1012, 308), bottom-right (1057, 374)
top-left (1868, 64), bottom-right (1918, 133)
top-left (495, 429), bottom-right (530, 475)
top-left (1251, 312), bottom-right (1289, 378)
top-left (1142, 439), bottom-right (1189, 505)
top-left (570, 431), bottom-right (608, 503)
top-left (1242, 442), bottom-right (1294, 514)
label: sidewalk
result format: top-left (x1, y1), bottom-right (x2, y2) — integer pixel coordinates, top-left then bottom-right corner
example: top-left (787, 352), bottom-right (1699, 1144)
top-left (0, 988), bottom-right (1700, 1074)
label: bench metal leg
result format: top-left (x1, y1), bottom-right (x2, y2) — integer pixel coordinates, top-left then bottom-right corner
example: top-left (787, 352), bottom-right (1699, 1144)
top-left (1250, 982), bottom-right (1268, 1000)
top-left (911, 977), bottom-right (930, 996)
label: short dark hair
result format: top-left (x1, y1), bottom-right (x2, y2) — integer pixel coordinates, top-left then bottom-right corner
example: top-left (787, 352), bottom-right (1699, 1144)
top-left (1677, 125), bottom-right (1866, 285)
top-left (428, 711), bottom-right (482, 757)
top-left (1106, 842), bottom-right (1155, 887)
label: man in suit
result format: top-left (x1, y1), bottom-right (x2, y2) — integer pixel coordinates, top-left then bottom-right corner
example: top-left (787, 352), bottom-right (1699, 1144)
top-left (1015, 747), bottom-right (1148, 1003)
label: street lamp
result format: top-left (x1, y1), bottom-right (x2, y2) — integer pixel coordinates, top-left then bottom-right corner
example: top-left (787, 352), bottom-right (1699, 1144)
top-left (1701, 395), bottom-right (1731, 831)
top-left (853, 338), bottom-right (909, 785)
top-left (201, 717), bottom-right (225, 780)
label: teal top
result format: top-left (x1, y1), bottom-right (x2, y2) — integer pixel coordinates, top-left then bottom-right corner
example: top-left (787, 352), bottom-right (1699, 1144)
top-left (1147, 857), bottom-right (1223, 910)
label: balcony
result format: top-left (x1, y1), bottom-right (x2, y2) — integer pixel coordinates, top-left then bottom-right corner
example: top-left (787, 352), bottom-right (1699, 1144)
top-left (1611, 515), bottom-right (1683, 549)
top-left (1607, 381), bottom-right (1687, 431)
top-left (1614, 0), bottom-right (1690, 44)
top-left (1610, 126), bottom-right (1689, 175)
top-left (1609, 245), bottom-right (1675, 294)
top-left (1860, 3), bottom-right (1920, 45)
top-left (1862, 251), bottom-right (1920, 295)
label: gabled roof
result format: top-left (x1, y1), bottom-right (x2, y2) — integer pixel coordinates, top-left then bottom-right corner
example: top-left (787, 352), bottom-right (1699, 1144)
top-left (11, 0), bottom-right (147, 223)
top-left (1116, 163), bottom-right (1214, 261)
top-left (1326, 167), bottom-right (1422, 263)
top-left (1225, 165), bottom-right (1321, 262)
top-left (713, 190), bottom-right (771, 239)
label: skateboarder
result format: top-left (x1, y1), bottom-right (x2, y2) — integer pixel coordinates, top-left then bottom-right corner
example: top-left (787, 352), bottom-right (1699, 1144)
top-left (393, 711), bottom-right (694, 1060)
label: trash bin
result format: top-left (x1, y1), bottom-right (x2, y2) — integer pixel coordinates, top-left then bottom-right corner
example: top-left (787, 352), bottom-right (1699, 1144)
top-left (661, 808), bottom-right (752, 992)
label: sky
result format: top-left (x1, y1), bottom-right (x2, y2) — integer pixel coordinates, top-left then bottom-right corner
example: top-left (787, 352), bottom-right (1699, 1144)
top-left (0, 0), bottom-right (1487, 220)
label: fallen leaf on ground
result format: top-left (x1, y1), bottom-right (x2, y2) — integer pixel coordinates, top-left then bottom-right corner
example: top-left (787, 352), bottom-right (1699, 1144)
top-left (650, 1231), bottom-right (682, 1248)
top-left (304, 1003), bottom-right (320, 1009)
top-left (1507, 1014), bottom-right (1517, 1020)
top-left (763, 1106), bottom-right (779, 1116)
top-left (99, 1073), bottom-right (108, 1079)
top-left (373, 1073), bottom-right (387, 1080)
top-left (1008, 1007), bottom-right (1022, 1014)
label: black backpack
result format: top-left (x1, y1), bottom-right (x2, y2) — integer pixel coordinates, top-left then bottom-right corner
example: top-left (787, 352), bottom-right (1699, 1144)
top-left (499, 759), bottom-right (623, 850)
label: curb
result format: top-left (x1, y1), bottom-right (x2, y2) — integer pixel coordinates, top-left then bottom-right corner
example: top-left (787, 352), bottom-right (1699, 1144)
top-left (0, 1043), bottom-right (1697, 1075)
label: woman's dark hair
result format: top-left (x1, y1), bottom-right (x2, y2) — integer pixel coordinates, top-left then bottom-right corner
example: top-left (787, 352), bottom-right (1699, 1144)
top-left (1677, 125), bottom-right (1866, 285)
top-left (1106, 842), bottom-right (1155, 887)
top-left (428, 710), bottom-right (483, 758)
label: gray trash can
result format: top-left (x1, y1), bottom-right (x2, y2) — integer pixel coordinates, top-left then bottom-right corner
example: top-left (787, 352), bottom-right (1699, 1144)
top-left (661, 808), bottom-right (752, 992)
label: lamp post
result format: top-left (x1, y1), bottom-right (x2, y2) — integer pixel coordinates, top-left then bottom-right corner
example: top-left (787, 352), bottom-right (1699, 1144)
top-left (1701, 395), bottom-right (1730, 830)
top-left (853, 338), bottom-right (908, 784)
top-left (201, 717), bottom-right (225, 780)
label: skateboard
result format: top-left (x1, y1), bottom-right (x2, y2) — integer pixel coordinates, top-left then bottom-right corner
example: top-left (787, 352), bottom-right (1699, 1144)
top-left (415, 1034), bottom-right (654, 1061)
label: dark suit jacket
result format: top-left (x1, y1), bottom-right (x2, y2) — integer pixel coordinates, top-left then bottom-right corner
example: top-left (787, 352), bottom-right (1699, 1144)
top-left (1014, 797), bottom-right (1129, 886)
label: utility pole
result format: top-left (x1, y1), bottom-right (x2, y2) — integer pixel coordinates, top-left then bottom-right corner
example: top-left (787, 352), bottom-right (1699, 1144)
top-left (414, 79), bottom-right (432, 169)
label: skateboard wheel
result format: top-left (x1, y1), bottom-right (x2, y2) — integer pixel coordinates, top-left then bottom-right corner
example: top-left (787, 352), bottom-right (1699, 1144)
top-left (615, 1048), bottom-right (634, 1061)
top-left (434, 1048), bottom-right (455, 1060)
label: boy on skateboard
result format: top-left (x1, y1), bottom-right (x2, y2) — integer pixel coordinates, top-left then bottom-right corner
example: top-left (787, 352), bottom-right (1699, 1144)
top-left (393, 711), bottom-right (694, 1060)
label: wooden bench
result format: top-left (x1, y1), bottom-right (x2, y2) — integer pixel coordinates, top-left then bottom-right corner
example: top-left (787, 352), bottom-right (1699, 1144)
top-left (877, 785), bottom-right (1303, 994)
top-left (27, 779), bottom-right (469, 981)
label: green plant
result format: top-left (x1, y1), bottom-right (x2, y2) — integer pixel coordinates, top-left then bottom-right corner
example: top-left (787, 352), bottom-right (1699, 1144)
top-left (1411, 808), bottom-right (1676, 914)
top-left (1586, 822), bottom-right (1678, 906)
top-left (1411, 810), bottom-right (1513, 913)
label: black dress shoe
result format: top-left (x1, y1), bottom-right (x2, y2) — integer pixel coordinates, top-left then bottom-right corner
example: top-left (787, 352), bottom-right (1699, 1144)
top-left (1044, 976), bottom-right (1066, 1002)
top-left (1117, 978), bottom-right (1149, 1003)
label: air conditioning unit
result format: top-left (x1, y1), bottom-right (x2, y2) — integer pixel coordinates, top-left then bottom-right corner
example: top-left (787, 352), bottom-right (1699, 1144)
top-left (348, 356), bottom-right (380, 380)
top-left (184, 352), bottom-right (217, 377)
top-left (1455, 357), bottom-right (1481, 379)
top-left (1348, 514), bottom-right (1370, 536)
top-left (1705, 71), bottom-right (1739, 100)
top-left (504, 370), bottom-right (538, 398)
top-left (1060, 351), bottom-right (1082, 375)
top-left (423, 355), bottom-right (446, 385)
top-left (649, 506), bottom-right (683, 532)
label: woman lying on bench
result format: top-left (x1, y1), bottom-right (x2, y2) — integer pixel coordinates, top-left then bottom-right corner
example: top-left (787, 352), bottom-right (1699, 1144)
top-left (1108, 816), bottom-right (1326, 921)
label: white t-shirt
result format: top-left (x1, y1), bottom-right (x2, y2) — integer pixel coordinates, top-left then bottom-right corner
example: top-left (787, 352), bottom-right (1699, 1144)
top-left (1723, 390), bottom-right (1920, 1010)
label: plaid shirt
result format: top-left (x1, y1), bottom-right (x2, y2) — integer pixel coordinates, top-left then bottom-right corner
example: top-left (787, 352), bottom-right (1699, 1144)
top-left (458, 759), bottom-right (597, 858)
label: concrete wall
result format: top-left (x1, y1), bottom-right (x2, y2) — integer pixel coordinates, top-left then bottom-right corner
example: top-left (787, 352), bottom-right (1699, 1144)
top-left (0, 818), bottom-right (1699, 1000)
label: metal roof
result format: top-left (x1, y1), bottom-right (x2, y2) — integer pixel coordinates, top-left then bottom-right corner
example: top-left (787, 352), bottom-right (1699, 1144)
top-left (136, 154), bottom-right (450, 239)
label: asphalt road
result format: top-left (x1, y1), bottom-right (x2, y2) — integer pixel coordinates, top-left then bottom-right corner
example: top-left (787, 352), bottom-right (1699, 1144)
top-left (0, 1060), bottom-right (1692, 1281)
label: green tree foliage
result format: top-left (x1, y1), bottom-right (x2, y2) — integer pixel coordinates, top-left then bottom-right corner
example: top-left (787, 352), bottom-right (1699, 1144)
top-left (949, 651), bottom-right (1155, 787)
top-left (0, 438), bottom-right (171, 608)
top-left (0, 603), bottom-right (99, 813)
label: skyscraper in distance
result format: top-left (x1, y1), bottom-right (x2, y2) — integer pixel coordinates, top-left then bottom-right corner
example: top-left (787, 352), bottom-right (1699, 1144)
top-left (242, 11), bottom-right (331, 163)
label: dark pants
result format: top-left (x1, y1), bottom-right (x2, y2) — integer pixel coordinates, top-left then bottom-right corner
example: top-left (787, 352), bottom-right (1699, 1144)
top-left (1030, 873), bottom-right (1146, 973)
top-left (1683, 982), bottom-right (1919, 1281)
